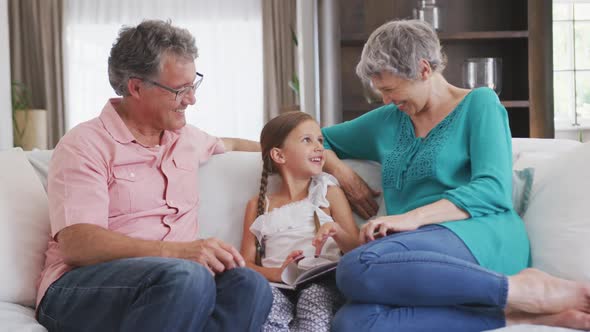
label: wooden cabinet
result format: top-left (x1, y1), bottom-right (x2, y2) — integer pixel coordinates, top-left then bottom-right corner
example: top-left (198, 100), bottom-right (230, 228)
top-left (338, 0), bottom-right (553, 138)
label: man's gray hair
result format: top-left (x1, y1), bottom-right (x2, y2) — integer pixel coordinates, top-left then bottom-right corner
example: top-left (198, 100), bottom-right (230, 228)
top-left (108, 20), bottom-right (198, 96)
top-left (356, 19), bottom-right (446, 83)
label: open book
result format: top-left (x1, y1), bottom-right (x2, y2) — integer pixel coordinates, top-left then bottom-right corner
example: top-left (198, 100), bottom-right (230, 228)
top-left (270, 256), bottom-right (338, 290)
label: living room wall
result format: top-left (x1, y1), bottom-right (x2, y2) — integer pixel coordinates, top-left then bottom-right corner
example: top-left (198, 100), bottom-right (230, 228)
top-left (0, 0), bottom-right (12, 149)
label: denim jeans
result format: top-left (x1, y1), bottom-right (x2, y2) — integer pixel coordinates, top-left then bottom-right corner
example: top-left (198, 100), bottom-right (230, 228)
top-left (37, 257), bottom-right (272, 332)
top-left (332, 225), bottom-right (508, 332)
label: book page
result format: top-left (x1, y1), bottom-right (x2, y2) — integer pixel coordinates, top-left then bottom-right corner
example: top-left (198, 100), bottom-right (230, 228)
top-left (278, 256), bottom-right (338, 288)
top-left (293, 259), bottom-right (337, 285)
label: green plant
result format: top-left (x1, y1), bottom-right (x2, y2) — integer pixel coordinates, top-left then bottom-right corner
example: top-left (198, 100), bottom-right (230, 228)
top-left (11, 82), bottom-right (32, 145)
top-left (288, 25), bottom-right (300, 99)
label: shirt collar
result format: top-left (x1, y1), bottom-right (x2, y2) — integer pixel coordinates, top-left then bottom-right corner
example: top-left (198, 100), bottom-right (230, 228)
top-left (99, 98), bottom-right (135, 144)
top-left (99, 98), bottom-right (181, 145)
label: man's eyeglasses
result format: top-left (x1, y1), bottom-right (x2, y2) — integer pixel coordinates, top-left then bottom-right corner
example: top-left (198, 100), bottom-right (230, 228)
top-left (132, 72), bottom-right (204, 101)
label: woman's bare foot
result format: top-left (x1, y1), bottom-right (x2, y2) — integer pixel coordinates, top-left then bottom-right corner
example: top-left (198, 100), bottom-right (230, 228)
top-left (506, 309), bottom-right (590, 330)
top-left (506, 268), bottom-right (590, 314)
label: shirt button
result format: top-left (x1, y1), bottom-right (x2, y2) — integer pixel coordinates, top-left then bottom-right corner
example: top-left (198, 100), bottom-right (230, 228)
top-left (130, 172), bottom-right (135, 178)
top-left (168, 200), bottom-right (174, 206)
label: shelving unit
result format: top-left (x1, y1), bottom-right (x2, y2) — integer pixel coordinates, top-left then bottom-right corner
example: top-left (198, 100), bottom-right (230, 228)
top-left (345, 100), bottom-right (530, 112)
top-left (337, 0), bottom-right (553, 138)
top-left (341, 30), bottom-right (529, 46)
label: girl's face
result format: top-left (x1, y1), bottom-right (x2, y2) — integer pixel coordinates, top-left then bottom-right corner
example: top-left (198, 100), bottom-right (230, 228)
top-left (274, 120), bottom-right (325, 178)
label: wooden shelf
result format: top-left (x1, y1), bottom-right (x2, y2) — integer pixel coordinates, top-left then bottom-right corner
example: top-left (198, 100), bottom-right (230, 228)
top-left (343, 102), bottom-right (383, 112)
top-left (341, 30), bottom-right (529, 46)
top-left (341, 33), bottom-right (369, 46)
top-left (438, 31), bottom-right (529, 41)
top-left (501, 100), bottom-right (529, 108)
top-left (343, 100), bottom-right (529, 114)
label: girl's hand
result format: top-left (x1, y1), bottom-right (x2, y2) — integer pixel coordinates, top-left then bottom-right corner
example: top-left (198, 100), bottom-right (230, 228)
top-left (270, 250), bottom-right (304, 282)
top-left (312, 222), bottom-right (340, 256)
top-left (281, 250), bottom-right (304, 269)
top-left (359, 214), bottom-right (422, 244)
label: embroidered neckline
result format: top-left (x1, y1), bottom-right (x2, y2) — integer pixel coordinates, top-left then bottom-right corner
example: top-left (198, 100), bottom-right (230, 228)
top-left (382, 90), bottom-right (472, 190)
top-left (405, 89), bottom-right (472, 139)
top-left (264, 197), bottom-right (311, 216)
top-left (263, 173), bottom-right (335, 216)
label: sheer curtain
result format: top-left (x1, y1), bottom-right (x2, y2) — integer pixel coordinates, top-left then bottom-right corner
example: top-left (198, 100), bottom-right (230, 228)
top-left (63, 0), bottom-right (263, 140)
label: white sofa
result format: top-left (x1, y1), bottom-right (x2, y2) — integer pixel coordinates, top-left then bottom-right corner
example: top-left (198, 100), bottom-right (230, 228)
top-left (0, 138), bottom-right (587, 332)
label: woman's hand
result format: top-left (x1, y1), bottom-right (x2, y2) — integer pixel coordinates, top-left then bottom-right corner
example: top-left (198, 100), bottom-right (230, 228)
top-left (359, 214), bottom-right (422, 244)
top-left (335, 167), bottom-right (381, 219)
top-left (312, 222), bottom-right (341, 256)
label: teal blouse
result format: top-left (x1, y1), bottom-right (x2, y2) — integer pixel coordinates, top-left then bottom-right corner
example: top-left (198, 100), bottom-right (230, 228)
top-left (322, 87), bottom-right (529, 275)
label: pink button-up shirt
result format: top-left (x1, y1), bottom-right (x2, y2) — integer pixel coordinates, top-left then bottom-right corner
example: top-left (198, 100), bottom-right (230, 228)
top-left (36, 99), bottom-right (225, 307)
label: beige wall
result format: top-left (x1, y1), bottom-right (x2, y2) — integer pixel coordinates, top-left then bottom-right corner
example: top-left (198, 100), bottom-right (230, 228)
top-left (0, 0), bottom-right (12, 149)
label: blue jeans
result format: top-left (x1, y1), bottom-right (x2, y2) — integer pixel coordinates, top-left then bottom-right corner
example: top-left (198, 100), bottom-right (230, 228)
top-left (332, 225), bottom-right (508, 332)
top-left (37, 257), bottom-right (272, 332)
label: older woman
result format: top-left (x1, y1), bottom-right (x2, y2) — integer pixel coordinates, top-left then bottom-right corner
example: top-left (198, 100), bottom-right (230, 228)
top-left (323, 20), bottom-right (590, 331)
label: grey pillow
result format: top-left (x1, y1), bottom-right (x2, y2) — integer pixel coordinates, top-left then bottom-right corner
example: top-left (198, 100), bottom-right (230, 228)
top-left (512, 167), bottom-right (535, 216)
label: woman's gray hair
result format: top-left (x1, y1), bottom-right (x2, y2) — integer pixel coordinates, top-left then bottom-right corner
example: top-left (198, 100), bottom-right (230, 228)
top-left (108, 20), bottom-right (199, 96)
top-left (356, 19), bottom-right (446, 83)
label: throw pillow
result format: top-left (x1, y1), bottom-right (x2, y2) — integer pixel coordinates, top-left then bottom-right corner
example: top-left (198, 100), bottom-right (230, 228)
top-left (198, 152), bottom-right (263, 249)
top-left (512, 168), bottom-right (534, 217)
top-left (25, 149), bottom-right (53, 192)
top-left (0, 149), bottom-right (50, 307)
top-left (523, 142), bottom-right (590, 281)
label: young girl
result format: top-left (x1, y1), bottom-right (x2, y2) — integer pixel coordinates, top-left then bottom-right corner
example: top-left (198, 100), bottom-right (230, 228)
top-left (240, 111), bottom-right (360, 332)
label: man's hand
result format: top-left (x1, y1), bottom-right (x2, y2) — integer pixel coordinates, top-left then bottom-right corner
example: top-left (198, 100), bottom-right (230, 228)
top-left (337, 168), bottom-right (381, 219)
top-left (162, 238), bottom-right (245, 275)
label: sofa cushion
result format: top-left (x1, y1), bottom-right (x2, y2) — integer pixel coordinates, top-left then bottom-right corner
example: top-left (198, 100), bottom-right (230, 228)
top-left (0, 302), bottom-right (46, 332)
top-left (197, 152), bottom-right (264, 248)
top-left (512, 138), bottom-right (581, 162)
top-left (486, 324), bottom-right (580, 332)
top-left (523, 142), bottom-right (590, 281)
top-left (197, 152), bottom-right (387, 249)
top-left (0, 149), bottom-right (50, 307)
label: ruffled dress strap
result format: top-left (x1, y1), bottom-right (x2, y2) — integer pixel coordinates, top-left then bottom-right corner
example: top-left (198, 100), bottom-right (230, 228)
top-left (249, 196), bottom-right (269, 243)
top-left (308, 172), bottom-right (339, 224)
top-left (308, 172), bottom-right (339, 208)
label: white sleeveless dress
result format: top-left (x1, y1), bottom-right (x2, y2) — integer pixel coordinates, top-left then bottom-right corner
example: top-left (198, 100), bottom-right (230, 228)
top-left (253, 172), bottom-right (344, 332)
top-left (250, 172), bottom-right (342, 268)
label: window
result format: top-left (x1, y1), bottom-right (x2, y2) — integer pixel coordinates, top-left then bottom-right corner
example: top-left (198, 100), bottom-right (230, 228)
top-left (63, 0), bottom-right (263, 140)
top-left (553, 0), bottom-right (590, 130)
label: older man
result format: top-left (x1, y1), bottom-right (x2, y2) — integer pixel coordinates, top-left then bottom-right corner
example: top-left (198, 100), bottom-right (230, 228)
top-left (35, 20), bottom-right (271, 331)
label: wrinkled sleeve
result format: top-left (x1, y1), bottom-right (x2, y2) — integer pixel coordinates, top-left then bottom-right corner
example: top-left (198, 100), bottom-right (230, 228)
top-left (442, 91), bottom-right (513, 217)
top-left (321, 105), bottom-right (394, 162)
top-left (48, 135), bottom-right (109, 238)
top-left (187, 126), bottom-right (225, 164)
top-left (249, 216), bottom-right (264, 243)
